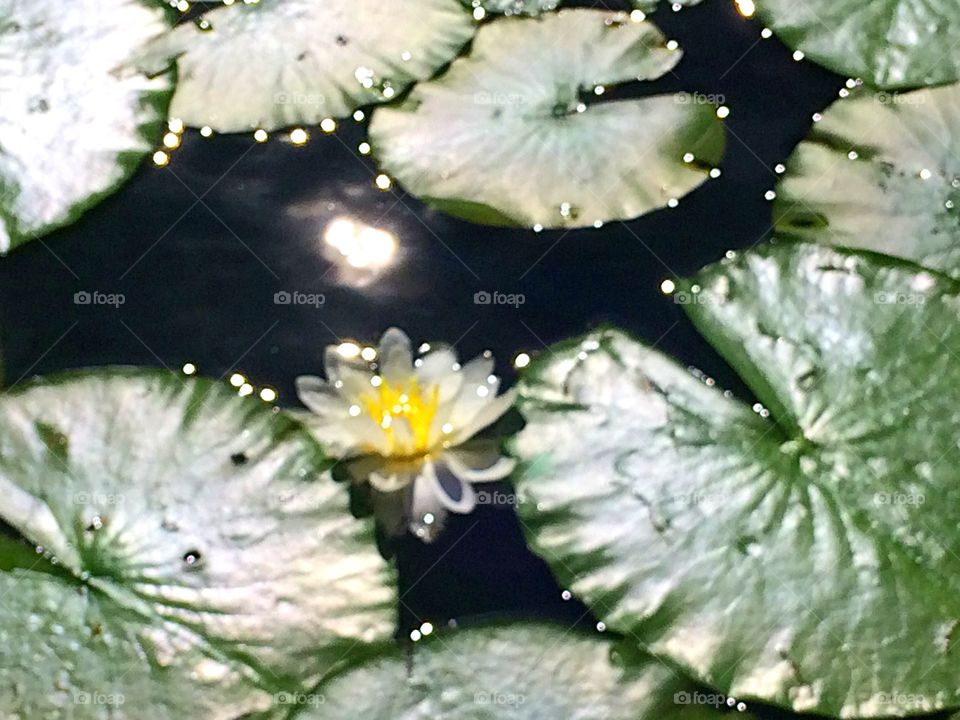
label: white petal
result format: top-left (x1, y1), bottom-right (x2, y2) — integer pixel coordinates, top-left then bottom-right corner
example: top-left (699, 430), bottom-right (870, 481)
top-left (415, 346), bottom-right (463, 402)
top-left (409, 472), bottom-right (449, 541)
top-left (295, 375), bottom-right (343, 416)
top-left (378, 327), bottom-right (414, 384)
top-left (443, 356), bottom-right (496, 427)
top-left (425, 458), bottom-right (476, 514)
top-left (346, 455), bottom-right (418, 492)
top-left (324, 345), bottom-right (374, 400)
top-left (443, 445), bottom-right (516, 483)
top-left (369, 468), bottom-right (415, 493)
top-left (295, 405), bottom-right (391, 458)
top-left (446, 387), bottom-right (517, 447)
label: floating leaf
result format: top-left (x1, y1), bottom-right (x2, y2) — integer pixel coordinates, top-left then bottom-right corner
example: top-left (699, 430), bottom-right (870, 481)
top-left (0, 369), bottom-right (395, 718)
top-left (774, 85), bottom-right (960, 278)
top-left (754, 0), bottom-right (960, 88)
top-left (465, 0), bottom-right (559, 16)
top-left (312, 622), bottom-right (753, 718)
top-left (150, 0), bottom-right (476, 132)
top-left (633, 0), bottom-right (703, 12)
top-left (369, 9), bottom-right (724, 228)
top-left (0, 0), bottom-right (173, 254)
top-left (512, 242), bottom-right (960, 717)
top-left (465, 0), bottom-right (702, 17)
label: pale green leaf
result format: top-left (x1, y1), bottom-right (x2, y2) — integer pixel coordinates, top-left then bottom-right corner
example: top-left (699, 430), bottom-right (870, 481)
top-left (369, 9), bottom-right (724, 228)
top-left (774, 85), bottom-right (960, 278)
top-left (0, 0), bottom-right (173, 254)
top-left (311, 623), bottom-right (754, 719)
top-left (754, 0), bottom-right (960, 89)
top-left (150, 0), bottom-right (476, 132)
top-left (512, 242), bottom-right (960, 717)
top-left (0, 369), bottom-right (396, 719)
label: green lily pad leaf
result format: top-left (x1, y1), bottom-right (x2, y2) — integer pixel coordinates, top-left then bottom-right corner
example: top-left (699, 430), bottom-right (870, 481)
top-left (369, 9), bottom-right (725, 229)
top-left (0, 369), bottom-right (396, 719)
top-left (754, 0), bottom-right (960, 89)
top-left (774, 85), bottom-right (960, 278)
top-left (633, 0), bottom-right (703, 13)
top-left (0, 0), bottom-right (173, 254)
top-left (512, 242), bottom-right (960, 717)
top-left (310, 622), bottom-right (754, 718)
top-left (150, 0), bottom-right (476, 133)
top-left (464, 0), bottom-right (559, 17)
top-left (466, 0), bottom-right (699, 15)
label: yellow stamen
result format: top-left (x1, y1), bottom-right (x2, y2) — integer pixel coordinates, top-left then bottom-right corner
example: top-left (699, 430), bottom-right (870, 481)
top-left (360, 376), bottom-right (440, 456)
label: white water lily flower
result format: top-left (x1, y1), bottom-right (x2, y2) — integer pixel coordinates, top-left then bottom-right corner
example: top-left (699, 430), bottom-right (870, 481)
top-left (295, 328), bottom-right (517, 538)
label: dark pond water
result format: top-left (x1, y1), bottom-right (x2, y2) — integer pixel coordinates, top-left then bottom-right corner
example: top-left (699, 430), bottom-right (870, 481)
top-left (0, 1), bottom-right (846, 714)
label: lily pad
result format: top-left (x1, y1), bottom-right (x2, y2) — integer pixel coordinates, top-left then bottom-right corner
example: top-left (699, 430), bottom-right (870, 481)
top-left (0, 369), bottom-right (396, 718)
top-left (150, 0), bottom-right (476, 132)
top-left (774, 85), bottom-right (960, 278)
top-left (465, 0), bottom-right (559, 16)
top-left (466, 0), bottom-right (700, 15)
top-left (369, 9), bottom-right (725, 229)
top-left (754, 0), bottom-right (960, 89)
top-left (311, 622), bottom-right (753, 718)
top-left (511, 242), bottom-right (960, 717)
top-left (0, 0), bottom-right (173, 254)
top-left (634, 0), bottom-right (704, 12)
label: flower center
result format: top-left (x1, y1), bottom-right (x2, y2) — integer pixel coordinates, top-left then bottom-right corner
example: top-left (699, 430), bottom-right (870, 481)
top-left (360, 376), bottom-right (440, 457)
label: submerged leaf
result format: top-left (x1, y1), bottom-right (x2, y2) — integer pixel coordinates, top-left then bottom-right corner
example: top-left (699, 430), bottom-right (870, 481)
top-left (512, 242), bottom-right (960, 716)
top-left (150, 0), bottom-right (476, 132)
top-left (0, 369), bottom-right (395, 718)
top-left (0, 0), bottom-right (173, 254)
top-left (369, 9), bottom-right (724, 229)
top-left (774, 85), bottom-right (960, 278)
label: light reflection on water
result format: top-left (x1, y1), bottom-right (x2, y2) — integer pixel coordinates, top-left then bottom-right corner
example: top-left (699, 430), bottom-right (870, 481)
top-left (324, 216), bottom-right (396, 269)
